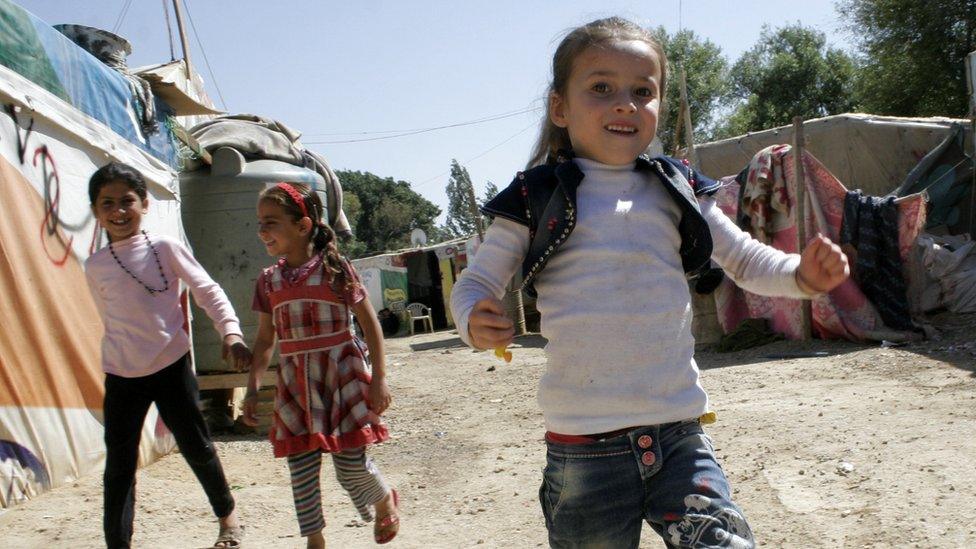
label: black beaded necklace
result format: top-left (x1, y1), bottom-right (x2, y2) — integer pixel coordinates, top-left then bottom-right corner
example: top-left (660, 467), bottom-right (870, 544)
top-left (108, 230), bottom-right (170, 295)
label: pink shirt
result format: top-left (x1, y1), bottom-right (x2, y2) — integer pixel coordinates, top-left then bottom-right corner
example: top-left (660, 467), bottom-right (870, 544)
top-left (85, 233), bottom-right (242, 378)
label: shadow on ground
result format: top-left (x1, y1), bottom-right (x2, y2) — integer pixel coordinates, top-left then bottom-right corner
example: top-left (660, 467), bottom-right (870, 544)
top-left (408, 332), bottom-right (547, 352)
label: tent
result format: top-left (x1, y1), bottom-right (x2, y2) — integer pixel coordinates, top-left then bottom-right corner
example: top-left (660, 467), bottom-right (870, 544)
top-left (353, 237), bottom-right (471, 333)
top-left (690, 114), bottom-right (973, 346)
top-left (0, 0), bottom-right (208, 507)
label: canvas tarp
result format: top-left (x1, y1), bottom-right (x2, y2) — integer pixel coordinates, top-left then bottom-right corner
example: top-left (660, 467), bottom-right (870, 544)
top-left (0, 0), bottom-right (193, 507)
top-left (696, 113), bottom-right (971, 199)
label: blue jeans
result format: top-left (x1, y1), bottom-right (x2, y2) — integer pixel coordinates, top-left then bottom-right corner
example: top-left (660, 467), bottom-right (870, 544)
top-left (540, 420), bottom-right (754, 549)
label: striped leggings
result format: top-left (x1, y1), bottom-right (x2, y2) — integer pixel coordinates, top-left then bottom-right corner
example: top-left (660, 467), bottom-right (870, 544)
top-left (287, 447), bottom-right (390, 536)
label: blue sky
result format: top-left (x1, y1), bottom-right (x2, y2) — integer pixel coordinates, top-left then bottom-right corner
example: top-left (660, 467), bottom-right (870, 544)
top-left (18, 1), bottom-right (852, 223)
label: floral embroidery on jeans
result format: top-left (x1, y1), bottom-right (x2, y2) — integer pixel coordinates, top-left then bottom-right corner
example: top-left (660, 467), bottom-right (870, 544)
top-left (667, 494), bottom-right (754, 548)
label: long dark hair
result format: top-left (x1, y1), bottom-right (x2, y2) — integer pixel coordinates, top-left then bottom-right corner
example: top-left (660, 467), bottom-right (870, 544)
top-left (259, 182), bottom-right (356, 293)
top-left (526, 17), bottom-right (668, 168)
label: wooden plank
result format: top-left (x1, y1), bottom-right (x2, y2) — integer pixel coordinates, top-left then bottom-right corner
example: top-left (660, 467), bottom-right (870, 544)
top-left (169, 122), bottom-right (212, 165)
top-left (966, 51), bottom-right (975, 233)
top-left (196, 368), bottom-right (277, 391)
top-left (793, 116), bottom-right (813, 341)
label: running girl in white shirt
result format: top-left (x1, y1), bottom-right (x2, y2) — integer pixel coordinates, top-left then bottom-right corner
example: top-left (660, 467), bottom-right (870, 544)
top-left (451, 17), bottom-right (849, 549)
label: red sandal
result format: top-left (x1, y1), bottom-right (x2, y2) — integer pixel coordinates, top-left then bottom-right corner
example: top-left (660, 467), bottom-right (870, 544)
top-left (375, 489), bottom-right (400, 544)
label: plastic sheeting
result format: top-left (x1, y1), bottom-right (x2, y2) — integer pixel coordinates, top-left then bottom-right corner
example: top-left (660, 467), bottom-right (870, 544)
top-left (0, 0), bottom-right (179, 168)
top-left (0, 4), bottom-right (187, 505)
top-left (916, 234), bottom-right (976, 313)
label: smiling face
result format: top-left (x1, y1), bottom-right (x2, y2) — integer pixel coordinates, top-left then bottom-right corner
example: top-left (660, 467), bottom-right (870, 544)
top-left (549, 39), bottom-right (662, 166)
top-left (256, 198), bottom-right (312, 264)
top-left (92, 180), bottom-right (148, 242)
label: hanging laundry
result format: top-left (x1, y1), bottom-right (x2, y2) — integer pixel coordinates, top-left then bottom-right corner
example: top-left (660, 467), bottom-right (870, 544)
top-left (840, 191), bottom-right (915, 331)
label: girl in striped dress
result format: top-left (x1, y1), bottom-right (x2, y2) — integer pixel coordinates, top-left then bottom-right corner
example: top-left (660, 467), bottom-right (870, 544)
top-left (242, 182), bottom-right (399, 547)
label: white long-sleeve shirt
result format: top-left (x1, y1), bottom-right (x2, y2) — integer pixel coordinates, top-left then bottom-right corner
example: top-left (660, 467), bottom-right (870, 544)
top-left (451, 158), bottom-right (810, 434)
top-left (85, 232), bottom-right (241, 378)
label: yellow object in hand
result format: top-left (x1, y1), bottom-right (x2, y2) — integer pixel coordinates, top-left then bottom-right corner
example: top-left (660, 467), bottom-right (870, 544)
top-left (699, 411), bottom-right (717, 425)
top-left (494, 346), bottom-right (513, 363)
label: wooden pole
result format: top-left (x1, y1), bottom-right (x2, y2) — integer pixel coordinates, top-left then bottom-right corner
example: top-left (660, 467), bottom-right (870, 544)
top-left (679, 69), bottom-right (699, 168)
top-left (965, 50), bottom-right (975, 233)
top-left (464, 177), bottom-right (485, 242)
top-left (792, 116), bottom-right (813, 340)
top-left (171, 0), bottom-right (193, 79)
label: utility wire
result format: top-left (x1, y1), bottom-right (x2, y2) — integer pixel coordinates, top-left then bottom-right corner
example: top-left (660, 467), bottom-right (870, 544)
top-left (412, 119), bottom-right (539, 190)
top-left (181, 0), bottom-right (228, 110)
top-left (304, 106), bottom-right (540, 138)
top-left (112, 0), bottom-right (133, 34)
top-left (304, 106), bottom-right (541, 144)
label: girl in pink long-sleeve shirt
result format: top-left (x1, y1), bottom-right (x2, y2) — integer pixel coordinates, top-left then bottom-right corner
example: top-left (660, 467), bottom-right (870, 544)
top-left (85, 162), bottom-right (249, 549)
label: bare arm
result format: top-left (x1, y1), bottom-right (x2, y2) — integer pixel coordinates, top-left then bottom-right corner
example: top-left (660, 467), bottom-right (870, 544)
top-left (241, 312), bottom-right (275, 426)
top-left (352, 296), bottom-right (392, 415)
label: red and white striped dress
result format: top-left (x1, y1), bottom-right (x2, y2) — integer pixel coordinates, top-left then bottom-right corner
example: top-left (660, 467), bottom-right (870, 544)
top-left (254, 254), bottom-right (389, 458)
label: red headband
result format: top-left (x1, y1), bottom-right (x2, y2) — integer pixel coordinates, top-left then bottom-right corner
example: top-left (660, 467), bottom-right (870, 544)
top-left (276, 182), bottom-right (309, 218)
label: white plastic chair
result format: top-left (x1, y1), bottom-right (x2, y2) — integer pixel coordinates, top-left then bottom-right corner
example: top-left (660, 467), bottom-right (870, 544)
top-left (406, 302), bottom-right (433, 335)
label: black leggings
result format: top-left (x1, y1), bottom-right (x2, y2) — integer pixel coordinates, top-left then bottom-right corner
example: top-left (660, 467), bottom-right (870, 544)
top-left (102, 354), bottom-right (234, 549)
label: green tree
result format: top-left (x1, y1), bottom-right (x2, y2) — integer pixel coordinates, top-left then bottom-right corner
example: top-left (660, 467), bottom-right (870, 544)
top-left (442, 160), bottom-right (497, 238)
top-left (483, 180), bottom-right (499, 204)
top-left (651, 27), bottom-right (731, 152)
top-left (718, 24), bottom-right (857, 137)
top-left (339, 191), bottom-right (367, 258)
top-left (336, 170), bottom-right (441, 257)
top-left (838, 0), bottom-right (975, 117)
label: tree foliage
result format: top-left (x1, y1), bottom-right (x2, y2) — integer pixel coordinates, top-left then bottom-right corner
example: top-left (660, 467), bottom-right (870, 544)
top-left (336, 170), bottom-right (441, 257)
top-left (718, 24), bottom-right (857, 137)
top-left (441, 159), bottom-right (498, 239)
top-left (651, 27), bottom-right (731, 152)
top-left (839, 0), bottom-right (975, 117)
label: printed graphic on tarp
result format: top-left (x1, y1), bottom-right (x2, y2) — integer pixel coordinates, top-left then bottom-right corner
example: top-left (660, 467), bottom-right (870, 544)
top-left (0, 0), bottom-right (178, 168)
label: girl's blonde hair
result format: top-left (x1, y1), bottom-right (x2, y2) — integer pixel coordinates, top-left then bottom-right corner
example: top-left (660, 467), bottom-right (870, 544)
top-left (527, 17), bottom-right (668, 168)
top-left (259, 183), bottom-right (357, 293)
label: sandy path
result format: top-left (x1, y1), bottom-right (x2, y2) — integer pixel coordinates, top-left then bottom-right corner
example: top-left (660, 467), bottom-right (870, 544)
top-left (2, 313), bottom-right (975, 548)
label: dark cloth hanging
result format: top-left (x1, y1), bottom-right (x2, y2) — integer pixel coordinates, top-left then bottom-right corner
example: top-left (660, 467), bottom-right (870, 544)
top-left (839, 190), bottom-right (914, 331)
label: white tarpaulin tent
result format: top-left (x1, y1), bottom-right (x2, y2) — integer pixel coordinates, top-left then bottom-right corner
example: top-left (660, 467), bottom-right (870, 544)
top-left (0, 0), bottom-right (209, 507)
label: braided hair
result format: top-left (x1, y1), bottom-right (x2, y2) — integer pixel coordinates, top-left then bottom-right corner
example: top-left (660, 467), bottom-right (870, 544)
top-left (259, 182), bottom-right (358, 294)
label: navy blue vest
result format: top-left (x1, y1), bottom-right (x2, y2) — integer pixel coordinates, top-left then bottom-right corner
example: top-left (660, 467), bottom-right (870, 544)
top-left (481, 154), bottom-right (720, 297)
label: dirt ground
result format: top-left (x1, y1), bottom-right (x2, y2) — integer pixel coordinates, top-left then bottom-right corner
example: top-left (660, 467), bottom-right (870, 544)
top-left (2, 312), bottom-right (975, 548)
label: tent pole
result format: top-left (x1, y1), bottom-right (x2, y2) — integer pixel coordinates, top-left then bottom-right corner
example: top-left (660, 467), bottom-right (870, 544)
top-left (679, 69), bottom-right (699, 167)
top-left (171, 0), bottom-right (193, 80)
top-left (793, 116), bottom-right (813, 340)
top-left (966, 51), bottom-right (975, 234)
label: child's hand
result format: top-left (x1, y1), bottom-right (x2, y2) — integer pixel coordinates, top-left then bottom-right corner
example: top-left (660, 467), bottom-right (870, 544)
top-left (240, 393), bottom-right (259, 427)
top-left (222, 334), bottom-right (252, 372)
top-left (797, 234), bottom-right (850, 294)
top-left (366, 377), bottom-right (392, 415)
top-left (468, 297), bottom-right (514, 350)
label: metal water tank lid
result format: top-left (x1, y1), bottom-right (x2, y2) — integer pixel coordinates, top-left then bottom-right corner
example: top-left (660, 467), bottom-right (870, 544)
top-left (180, 148), bottom-right (326, 372)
